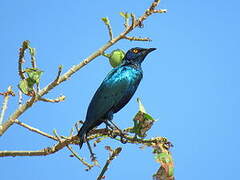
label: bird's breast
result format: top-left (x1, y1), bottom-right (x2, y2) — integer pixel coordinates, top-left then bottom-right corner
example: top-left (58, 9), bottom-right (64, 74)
top-left (110, 66), bottom-right (143, 84)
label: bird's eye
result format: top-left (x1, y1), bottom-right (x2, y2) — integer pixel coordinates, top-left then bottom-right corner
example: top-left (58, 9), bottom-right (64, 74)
top-left (132, 49), bottom-right (139, 54)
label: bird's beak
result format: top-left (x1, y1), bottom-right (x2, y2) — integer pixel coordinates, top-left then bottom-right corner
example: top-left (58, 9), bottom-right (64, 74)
top-left (140, 48), bottom-right (156, 63)
top-left (146, 48), bottom-right (157, 53)
top-left (142, 48), bottom-right (156, 57)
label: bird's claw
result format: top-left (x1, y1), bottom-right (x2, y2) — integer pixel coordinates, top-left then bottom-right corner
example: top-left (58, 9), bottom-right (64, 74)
top-left (90, 153), bottom-right (97, 162)
top-left (119, 131), bottom-right (128, 144)
top-left (109, 130), bottom-right (118, 138)
top-left (120, 136), bottom-right (128, 144)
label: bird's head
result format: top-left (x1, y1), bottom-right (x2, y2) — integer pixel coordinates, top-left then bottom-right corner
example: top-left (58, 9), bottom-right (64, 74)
top-left (123, 47), bottom-right (156, 66)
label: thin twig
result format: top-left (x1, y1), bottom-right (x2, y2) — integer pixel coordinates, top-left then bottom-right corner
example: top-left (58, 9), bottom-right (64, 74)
top-left (124, 36), bottom-right (152, 41)
top-left (18, 41), bottom-right (29, 80)
top-left (131, 13), bottom-right (136, 28)
top-left (124, 16), bottom-right (129, 29)
top-left (18, 90), bottom-right (23, 107)
top-left (107, 23), bottom-right (113, 41)
top-left (0, 0), bottom-right (166, 136)
top-left (0, 86), bottom-right (13, 126)
top-left (0, 94), bottom-right (37, 136)
top-left (0, 130), bottom-right (78, 157)
top-left (153, 9), bottom-right (167, 13)
top-left (30, 48), bottom-right (37, 68)
top-left (0, 136), bottom-right (75, 157)
top-left (102, 17), bottom-right (113, 41)
top-left (97, 147), bottom-right (122, 180)
top-left (66, 145), bottom-right (94, 170)
top-left (38, 95), bottom-right (65, 103)
top-left (14, 119), bottom-right (57, 140)
top-left (54, 65), bottom-right (63, 82)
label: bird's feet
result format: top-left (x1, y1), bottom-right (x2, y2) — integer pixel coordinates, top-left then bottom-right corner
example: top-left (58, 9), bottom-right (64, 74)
top-left (119, 130), bottom-right (129, 144)
top-left (90, 152), bottom-right (96, 162)
top-left (103, 119), bottom-right (129, 144)
top-left (74, 120), bottom-right (84, 132)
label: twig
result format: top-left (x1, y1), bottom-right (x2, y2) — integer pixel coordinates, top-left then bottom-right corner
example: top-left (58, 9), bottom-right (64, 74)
top-left (54, 65), bottom-right (63, 82)
top-left (0, 0), bottom-right (166, 136)
top-left (153, 9), bottom-right (167, 13)
top-left (153, 166), bottom-right (171, 180)
top-left (124, 16), bottom-right (129, 29)
top-left (124, 36), bottom-right (152, 41)
top-left (120, 12), bottom-right (130, 29)
top-left (131, 13), bottom-right (136, 28)
top-left (0, 130), bottom-right (78, 157)
top-left (38, 95), bottom-right (65, 103)
top-left (0, 86), bottom-right (14, 126)
top-left (18, 41), bottom-right (29, 80)
top-left (102, 17), bottom-right (113, 41)
top-left (107, 23), bottom-right (113, 41)
top-left (14, 119), bottom-right (57, 140)
top-left (0, 87), bottom-right (15, 97)
top-left (66, 145), bottom-right (94, 170)
top-left (0, 137), bottom-right (74, 157)
top-left (97, 147), bottom-right (122, 180)
top-left (0, 94), bottom-right (37, 136)
top-left (138, 0), bottom-right (165, 25)
top-left (18, 90), bottom-right (23, 107)
top-left (29, 47), bottom-right (37, 68)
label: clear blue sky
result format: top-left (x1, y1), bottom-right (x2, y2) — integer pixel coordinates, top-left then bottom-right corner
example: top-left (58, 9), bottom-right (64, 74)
top-left (1, 0), bottom-right (239, 179)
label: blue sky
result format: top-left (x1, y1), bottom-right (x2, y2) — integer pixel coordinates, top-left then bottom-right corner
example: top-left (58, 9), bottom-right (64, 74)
top-left (1, 0), bottom-right (239, 179)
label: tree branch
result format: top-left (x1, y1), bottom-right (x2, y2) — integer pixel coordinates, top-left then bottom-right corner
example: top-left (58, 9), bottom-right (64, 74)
top-left (102, 17), bottom-right (113, 41)
top-left (38, 95), bottom-right (66, 103)
top-left (0, 127), bottom-right (170, 157)
top-left (97, 147), bottom-right (122, 180)
top-left (66, 145), bottom-right (94, 170)
top-left (18, 41), bottom-right (29, 80)
top-left (124, 36), bottom-right (151, 42)
top-left (14, 119), bottom-right (57, 140)
top-left (0, 86), bottom-right (14, 127)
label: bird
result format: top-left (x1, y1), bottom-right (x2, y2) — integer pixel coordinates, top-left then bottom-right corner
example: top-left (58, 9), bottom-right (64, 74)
top-left (78, 47), bottom-right (156, 148)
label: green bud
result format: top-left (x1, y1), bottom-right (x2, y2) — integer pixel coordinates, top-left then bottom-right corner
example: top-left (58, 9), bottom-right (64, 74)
top-left (101, 17), bottom-right (110, 25)
top-left (104, 49), bottom-right (125, 68)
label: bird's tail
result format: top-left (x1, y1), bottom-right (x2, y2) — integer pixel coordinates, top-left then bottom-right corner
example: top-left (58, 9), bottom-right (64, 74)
top-left (77, 126), bottom-right (86, 149)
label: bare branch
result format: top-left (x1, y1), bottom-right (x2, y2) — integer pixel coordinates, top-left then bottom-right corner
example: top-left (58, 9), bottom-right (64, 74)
top-left (0, 95), bottom-right (36, 136)
top-left (138, 0), bottom-right (164, 26)
top-left (97, 147), bottom-right (122, 180)
top-left (38, 95), bottom-right (65, 103)
top-left (14, 119), bottom-right (57, 140)
top-left (0, 142), bottom-right (68, 157)
top-left (0, 86), bottom-right (14, 126)
top-left (0, 87), bottom-right (15, 97)
top-left (0, 134), bottom-right (78, 157)
top-left (66, 145), bottom-right (94, 170)
top-left (29, 47), bottom-right (37, 68)
top-left (54, 65), bottom-right (63, 83)
top-left (102, 17), bottom-right (113, 41)
top-left (124, 36), bottom-right (152, 42)
top-left (130, 13), bottom-right (136, 28)
top-left (18, 40), bottom-right (29, 80)
top-left (153, 9), bottom-right (167, 14)
top-left (0, 126), bottom-right (170, 157)
top-left (18, 91), bottom-right (23, 107)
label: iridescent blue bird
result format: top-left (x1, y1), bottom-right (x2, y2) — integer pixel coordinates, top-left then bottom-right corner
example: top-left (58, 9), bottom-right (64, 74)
top-left (78, 47), bottom-right (156, 148)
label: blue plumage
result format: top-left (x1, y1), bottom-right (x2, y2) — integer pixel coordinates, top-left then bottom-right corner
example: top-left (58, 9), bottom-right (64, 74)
top-left (78, 47), bottom-right (156, 148)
